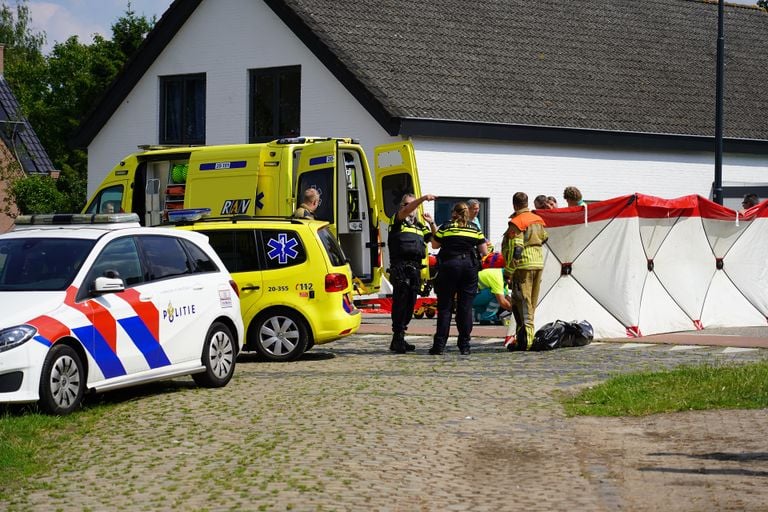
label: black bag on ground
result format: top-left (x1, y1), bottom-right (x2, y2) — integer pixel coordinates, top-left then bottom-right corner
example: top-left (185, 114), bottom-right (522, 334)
top-left (531, 320), bottom-right (593, 351)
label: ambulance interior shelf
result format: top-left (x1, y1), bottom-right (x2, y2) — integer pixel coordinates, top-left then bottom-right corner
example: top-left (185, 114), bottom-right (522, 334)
top-left (144, 160), bottom-right (188, 226)
top-left (165, 163), bottom-right (189, 210)
top-left (341, 150), bottom-right (362, 229)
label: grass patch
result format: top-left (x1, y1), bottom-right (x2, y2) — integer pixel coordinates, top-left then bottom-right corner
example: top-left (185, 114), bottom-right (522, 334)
top-left (562, 360), bottom-right (768, 417)
top-left (0, 410), bottom-right (59, 478)
top-left (0, 405), bottom-right (107, 498)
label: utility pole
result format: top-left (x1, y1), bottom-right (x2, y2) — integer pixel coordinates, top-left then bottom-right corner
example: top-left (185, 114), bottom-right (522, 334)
top-left (713, 0), bottom-right (725, 205)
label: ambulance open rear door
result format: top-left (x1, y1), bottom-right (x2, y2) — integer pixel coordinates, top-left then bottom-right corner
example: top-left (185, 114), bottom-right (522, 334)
top-left (295, 139), bottom-right (382, 294)
top-left (373, 141), bottom-right (427, 287)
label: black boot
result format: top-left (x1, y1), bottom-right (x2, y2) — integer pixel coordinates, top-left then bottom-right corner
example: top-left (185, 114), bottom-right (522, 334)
top-left (428, 337), bottom-right (446, 355)
top-left (389, 332), bottom-right (409, 354)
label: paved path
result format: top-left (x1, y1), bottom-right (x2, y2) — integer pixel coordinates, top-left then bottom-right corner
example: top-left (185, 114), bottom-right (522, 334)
top-left (359, 312), bottom-right (768, 348)
top-left (4, 332), bottom-right (768, 511)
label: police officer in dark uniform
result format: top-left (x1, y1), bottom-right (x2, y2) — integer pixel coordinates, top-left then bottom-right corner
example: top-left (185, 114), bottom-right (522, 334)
top-left (388, 193), bottom-right (437, 353)
top-left (429, 201), bottom-right (488, 355)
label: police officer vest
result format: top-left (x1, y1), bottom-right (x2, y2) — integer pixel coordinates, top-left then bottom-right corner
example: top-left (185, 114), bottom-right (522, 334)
top-left (434, 221), bottom-right (485, 262)
top-left (388, 213), bottom-right (430, 262)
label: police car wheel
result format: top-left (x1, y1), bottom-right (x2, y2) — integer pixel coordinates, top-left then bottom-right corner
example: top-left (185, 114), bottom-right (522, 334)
top-left (39, 344), bottom-right (85, 415)
top-left (193, 322), bottom-right (236, 388)
top-left (252, 310), bottom-right (308, 362)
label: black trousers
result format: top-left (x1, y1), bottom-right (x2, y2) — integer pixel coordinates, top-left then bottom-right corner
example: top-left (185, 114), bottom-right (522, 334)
top-left (390, 261), bottom-right (421, 334)
top-left (433, 257), bottom-right (478, 351)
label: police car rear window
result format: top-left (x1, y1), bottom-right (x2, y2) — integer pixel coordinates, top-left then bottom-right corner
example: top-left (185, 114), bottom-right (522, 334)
top-left (0, 238), bottom-right (95, 291)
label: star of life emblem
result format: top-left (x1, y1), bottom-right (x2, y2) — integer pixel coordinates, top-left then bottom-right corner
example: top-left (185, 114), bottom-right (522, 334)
top-left (266, 233), bottom-right (299, 264)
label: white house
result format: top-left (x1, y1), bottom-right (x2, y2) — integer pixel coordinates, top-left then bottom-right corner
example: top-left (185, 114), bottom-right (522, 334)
top-left (75, 0), bottom-right (768, 243)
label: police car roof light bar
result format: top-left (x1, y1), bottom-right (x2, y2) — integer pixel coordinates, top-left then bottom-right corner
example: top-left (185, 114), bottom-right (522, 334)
top-left (15, 213), bottom-right (141, 225)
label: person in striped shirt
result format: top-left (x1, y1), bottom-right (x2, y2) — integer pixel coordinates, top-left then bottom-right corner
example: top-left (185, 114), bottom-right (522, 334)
top-left (504, 192), bottom-right (548, 351)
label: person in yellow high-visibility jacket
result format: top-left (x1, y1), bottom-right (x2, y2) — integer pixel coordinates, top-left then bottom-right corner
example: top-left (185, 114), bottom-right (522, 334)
top-left (503, 192), bottom-right (548, 351)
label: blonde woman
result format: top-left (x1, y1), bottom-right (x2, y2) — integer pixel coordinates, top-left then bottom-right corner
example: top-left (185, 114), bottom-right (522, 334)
top-left (429, 202), bottom-right (488, 355)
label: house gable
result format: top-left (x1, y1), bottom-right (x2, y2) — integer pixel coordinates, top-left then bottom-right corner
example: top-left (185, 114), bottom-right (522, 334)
top-left (75, 0), bottom-right (768, 152)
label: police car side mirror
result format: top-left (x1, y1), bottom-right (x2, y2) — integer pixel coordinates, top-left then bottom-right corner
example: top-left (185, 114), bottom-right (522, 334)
top-left (93, 276), bottom-right (125, 294)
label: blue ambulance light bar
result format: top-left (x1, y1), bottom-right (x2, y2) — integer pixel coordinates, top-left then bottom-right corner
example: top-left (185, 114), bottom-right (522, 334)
top-left (276, 137), bottom-right (307, 144)
top-left (167, 208), bottom-right (211, 223)
top-left (274, 137), bottom-right (360, 145)
top-left (15, 213), bottom-right (141, 226)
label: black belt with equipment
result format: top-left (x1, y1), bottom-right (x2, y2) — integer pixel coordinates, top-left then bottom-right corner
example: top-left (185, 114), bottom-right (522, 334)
top-left (439, 253), bottom-right (471, 262)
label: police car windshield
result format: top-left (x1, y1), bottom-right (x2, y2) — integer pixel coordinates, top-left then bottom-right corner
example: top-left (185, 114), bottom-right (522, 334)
top-left (0, 238), bottom-right (95, 291)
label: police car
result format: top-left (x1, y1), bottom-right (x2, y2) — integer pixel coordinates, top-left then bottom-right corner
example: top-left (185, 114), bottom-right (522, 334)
top-left (0, 213), bottom-right (244, 414)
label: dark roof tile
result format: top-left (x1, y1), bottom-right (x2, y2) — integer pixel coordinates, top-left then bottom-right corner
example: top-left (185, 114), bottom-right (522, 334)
top-left (281, 0), bottom-right (768, 139)
top-left (0, 76), bottom-right (55, 174)
top-left (75, 0), bottom-right (768, 146)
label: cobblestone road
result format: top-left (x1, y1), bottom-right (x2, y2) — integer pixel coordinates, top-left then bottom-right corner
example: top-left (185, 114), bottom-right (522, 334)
top-left (5, 335), bottom-right (768, 511)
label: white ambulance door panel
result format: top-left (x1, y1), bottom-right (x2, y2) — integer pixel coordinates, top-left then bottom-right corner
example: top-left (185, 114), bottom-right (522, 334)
top-left (374, 141), bottom-right (422, 226)
top-left (295, 140), bottom-right (338, 231)
top-left (336, 146), bottom-right (377, 290)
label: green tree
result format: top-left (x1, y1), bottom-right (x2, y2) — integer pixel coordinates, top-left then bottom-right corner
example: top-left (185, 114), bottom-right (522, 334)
top-left (0, 0), bottom-right (44, 62)
top-left (758, 0), bottom-right (767, 10)
top-left (0, 1), bottom-right (46, 114)
top-left (1, 2), bottom-right (155, 213)
top-left (111, 3), bottom-right (154, 60)
top-left (30, 6), bottom-right (155, 190)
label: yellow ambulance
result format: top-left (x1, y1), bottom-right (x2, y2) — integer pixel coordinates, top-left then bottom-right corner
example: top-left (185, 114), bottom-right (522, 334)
top-left (84, 137), bottom-right (423, 294)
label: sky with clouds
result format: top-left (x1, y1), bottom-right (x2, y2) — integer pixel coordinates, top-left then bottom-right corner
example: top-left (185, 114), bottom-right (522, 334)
top-left (23, 0), bottom-right (763, 54)
top-left (27, 1), bottom-right (174, 53)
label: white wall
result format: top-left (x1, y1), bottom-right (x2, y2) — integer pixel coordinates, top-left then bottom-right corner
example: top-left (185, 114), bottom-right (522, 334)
top-left (87, 0), bottom-right (395, 195)
top-left (87, 0), bottom-right (768, 239)
top-left (410, 137), bottom-right (768, 244)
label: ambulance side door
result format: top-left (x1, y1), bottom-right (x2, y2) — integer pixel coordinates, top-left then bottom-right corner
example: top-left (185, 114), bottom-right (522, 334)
top-left (295, 140), bottom-right (338, 231)
top-left (83, 157), bottom-right (138, 216)
top-left (199, 228), bottom-right (264, 336)
top-left (373, 141), bottom-right (426, 283)
top-left (185, 147), bottom-right (261, 218)
top-left (373, 141), bottom-right (422, 226)
top-left (83, 182), bottom-right (129, 215)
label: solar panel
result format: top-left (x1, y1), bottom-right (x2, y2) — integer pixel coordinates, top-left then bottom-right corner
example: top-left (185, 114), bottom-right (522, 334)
top-left (0, 76), bottom-right (55, 174)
